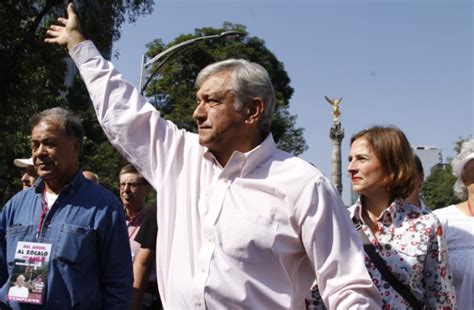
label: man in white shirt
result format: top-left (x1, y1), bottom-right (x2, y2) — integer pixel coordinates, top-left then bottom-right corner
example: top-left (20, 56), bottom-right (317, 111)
top-left (45, 4), bottom-right (381, 309)
top-left (7, 275), bottom-right (29, 299)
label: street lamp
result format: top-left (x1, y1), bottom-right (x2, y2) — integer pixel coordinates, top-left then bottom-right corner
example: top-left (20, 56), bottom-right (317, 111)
top-left (139, 30), bottom-right (245, 95)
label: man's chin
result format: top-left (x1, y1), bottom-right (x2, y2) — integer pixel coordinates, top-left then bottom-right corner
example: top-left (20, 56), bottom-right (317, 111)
top-left (198, 137), bottom-right (211, 148)
top-left (37, 171), bottom-right (53, 180)
top-left (198, 133), bottom-right (219, 145)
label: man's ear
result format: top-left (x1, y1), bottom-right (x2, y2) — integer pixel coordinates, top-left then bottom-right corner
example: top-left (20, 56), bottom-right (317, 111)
top-left (245, 97), bottom-right (265, 125)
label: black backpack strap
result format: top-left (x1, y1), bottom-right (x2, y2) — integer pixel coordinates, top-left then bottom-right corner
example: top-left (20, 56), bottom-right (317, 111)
top-left (352, 217), bottom-right (423, 310)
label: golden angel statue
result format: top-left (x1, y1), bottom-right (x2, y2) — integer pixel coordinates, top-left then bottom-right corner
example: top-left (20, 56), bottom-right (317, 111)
top-left (324, 96), bottom-right (343, 121)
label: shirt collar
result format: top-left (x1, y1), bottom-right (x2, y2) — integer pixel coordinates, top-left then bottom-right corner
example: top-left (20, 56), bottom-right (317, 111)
top-left (203, 133), bottom-right (277, 179)
top-left (34, 169), bottom-right (85, 196)
top-left (350, 196), bottom-right (403, 226)
top-left (126, 205), bottom-right (148, 225)
top-left (240, 133), bottom-right (276, 177)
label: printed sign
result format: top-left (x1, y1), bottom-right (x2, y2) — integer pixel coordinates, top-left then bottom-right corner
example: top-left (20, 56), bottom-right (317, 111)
top-left (7, 241), bottom-right (51, 304)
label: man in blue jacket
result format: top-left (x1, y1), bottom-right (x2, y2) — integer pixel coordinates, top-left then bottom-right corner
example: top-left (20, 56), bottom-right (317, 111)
top-left (0, 107), bottom-right (132, 309)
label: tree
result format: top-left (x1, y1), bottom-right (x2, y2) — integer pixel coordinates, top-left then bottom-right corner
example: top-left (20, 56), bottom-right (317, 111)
top-left (422, 137), bottom-right (472, 210)
top-left (454, 135), bottom-right (472, 154)
top-left (422, 165), bottom-right (459, 210)
top-left (0, 0), bottom-right (153, 204)
top-left (143, 23), bottom-right (308, 155)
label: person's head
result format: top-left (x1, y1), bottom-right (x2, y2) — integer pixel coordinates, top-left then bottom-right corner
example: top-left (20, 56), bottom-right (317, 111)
top-left (83, 170), bottom-right (99, 184)
top-left (348, 126), bottom-right (416, 201)
top-left (119, 164), bottom-right (151, 211)
top-left (14, 157), bottom-right (38, 189)
top-left (193, 59), bottom-right (276, 162)
top-left (15, 274), bottom-right (25, 287)
top-left (452, 139), bottom-right (474, 200)
top-left (30, 107), bottom-right (83, 189)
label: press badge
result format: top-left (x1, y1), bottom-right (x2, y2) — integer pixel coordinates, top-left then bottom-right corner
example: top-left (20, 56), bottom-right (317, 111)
top-left (7, 241), bottom-right (51, 305)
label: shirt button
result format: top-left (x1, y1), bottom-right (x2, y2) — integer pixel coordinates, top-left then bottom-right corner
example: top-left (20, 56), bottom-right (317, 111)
top-left (195, 301), bottom-right (201, 307)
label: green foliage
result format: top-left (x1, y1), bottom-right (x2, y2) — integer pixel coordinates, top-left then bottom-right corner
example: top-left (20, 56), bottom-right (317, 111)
top-left (422, 136), bottom-right (473, 210)
top-left (422, 164), bottom-right (460, 210)
top-left (143, 23), bottom-right (308, 155)
top-left (0, 0), bottom-right (153, 205)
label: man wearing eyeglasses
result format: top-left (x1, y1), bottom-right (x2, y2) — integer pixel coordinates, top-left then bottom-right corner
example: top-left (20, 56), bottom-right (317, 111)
top-left (119, 164), bottom-right (151, 261)
top-left (119, 164), bottom-right (161, 309)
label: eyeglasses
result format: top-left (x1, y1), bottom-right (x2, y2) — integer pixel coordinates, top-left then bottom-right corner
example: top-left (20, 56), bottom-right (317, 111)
top-left (119, 182), bottom-right (145, 189)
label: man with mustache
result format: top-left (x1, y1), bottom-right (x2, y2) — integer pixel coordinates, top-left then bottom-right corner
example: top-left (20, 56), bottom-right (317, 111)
top-left (44, 4), bottom-right (381, 309)
top-left (0, 107), bottom-right (133, 309)
top-left (119, 164), bottom-right (152, 261)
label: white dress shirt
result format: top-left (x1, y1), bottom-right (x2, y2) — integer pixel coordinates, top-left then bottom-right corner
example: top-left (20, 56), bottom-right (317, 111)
top-left (70, 40), bottom-right (381, 309)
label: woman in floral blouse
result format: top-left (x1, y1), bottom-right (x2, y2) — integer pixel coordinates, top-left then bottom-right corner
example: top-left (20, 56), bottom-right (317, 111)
top-left (346, 125), bottom-right (456, 309)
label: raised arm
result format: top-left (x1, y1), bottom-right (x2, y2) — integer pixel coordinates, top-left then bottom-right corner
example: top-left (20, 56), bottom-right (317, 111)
top-left (43, 1), bottom-right (193, 190)
top-left (44, 3), bottom-right (85, 51)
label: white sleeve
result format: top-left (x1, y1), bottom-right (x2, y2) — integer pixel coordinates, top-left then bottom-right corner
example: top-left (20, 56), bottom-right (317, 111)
top-left (299, 176), bottom-right (382, 309)
top-left (69, 40), bottom-right (197, 190)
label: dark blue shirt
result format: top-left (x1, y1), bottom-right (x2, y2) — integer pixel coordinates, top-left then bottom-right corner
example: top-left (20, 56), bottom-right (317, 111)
top-left (0, 171), bottom-right (132, 309)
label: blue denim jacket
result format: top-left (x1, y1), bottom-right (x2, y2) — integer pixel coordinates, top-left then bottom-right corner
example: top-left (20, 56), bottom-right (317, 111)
top-left (0, 171), bottom-right (132, 309)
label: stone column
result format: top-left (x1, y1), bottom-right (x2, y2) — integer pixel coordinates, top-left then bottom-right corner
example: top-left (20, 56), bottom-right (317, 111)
top-left (325, 96), bottom-right (344, 194)
top-left (330, 122), bottom-right (344, 194)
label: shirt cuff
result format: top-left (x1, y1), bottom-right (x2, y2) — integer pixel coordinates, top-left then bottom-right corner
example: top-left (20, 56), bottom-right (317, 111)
top-left (69, 40), bottom-right (100, 67)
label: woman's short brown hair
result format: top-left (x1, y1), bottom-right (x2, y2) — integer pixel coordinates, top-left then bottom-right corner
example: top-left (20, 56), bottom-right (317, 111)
top-left (350, 125), bottom-right (416, 199)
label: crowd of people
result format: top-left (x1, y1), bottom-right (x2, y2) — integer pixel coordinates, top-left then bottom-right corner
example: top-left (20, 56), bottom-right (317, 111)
top-left (0, 3), bottom-right (471, 309)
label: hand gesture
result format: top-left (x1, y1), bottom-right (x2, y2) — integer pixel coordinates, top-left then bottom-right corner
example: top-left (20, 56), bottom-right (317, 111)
top-left (44, 3), bottom-right (85, 50)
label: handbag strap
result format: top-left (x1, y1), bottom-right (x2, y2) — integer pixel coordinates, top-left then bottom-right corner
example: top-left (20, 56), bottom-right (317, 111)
top-left (352, 218), bottom-right (422, 310)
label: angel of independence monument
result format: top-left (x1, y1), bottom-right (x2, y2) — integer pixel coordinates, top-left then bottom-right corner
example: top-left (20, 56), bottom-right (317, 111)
top-left (325, 96), bottom-right (344, 194)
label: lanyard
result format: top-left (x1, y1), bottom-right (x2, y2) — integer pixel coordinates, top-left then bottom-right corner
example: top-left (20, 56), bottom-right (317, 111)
top-left (36, 189), bottom-right (49, 238)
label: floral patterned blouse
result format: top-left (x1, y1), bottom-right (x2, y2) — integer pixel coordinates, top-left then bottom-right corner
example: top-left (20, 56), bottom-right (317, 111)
top-left (307, 199), bottom-right (456, 309)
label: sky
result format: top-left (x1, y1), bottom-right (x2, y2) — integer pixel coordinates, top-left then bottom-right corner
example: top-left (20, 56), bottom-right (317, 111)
top-left (112, 0), bottom-right (473, 204)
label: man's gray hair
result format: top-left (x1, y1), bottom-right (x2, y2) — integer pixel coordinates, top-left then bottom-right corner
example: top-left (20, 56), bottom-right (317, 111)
top-left (30, 107), bottom-right (84, 155)
top-left (452, 138), bottom-right (474, 200)
top-left (195, 59), bottom-right (276, 132)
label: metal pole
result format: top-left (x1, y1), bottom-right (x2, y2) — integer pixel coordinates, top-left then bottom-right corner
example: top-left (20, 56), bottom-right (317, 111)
top-left (139, 31), bottom-right (244, 95)
top-left (139, 54), bottom-right (147, 93)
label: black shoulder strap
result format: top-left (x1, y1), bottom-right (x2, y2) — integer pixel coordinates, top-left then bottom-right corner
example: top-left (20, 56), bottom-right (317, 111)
top-left (352, 218), bottom-right (422, 310)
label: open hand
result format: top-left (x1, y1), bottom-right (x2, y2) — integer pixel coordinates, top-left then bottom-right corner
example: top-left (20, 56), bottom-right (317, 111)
top-left (44, 3), bottom-right (85, 50)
